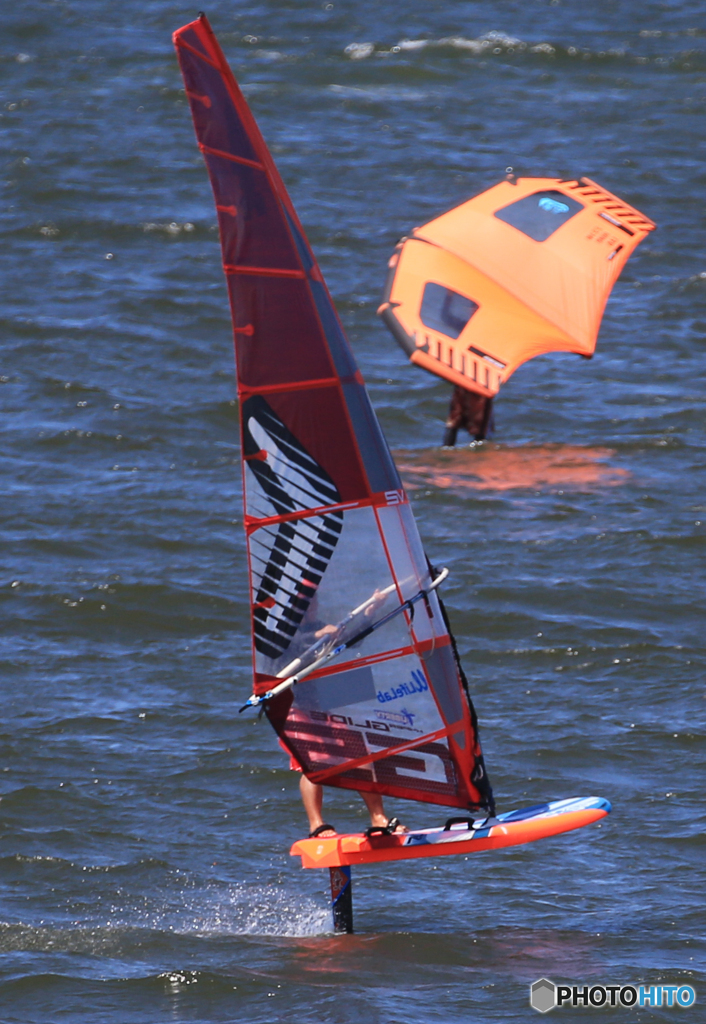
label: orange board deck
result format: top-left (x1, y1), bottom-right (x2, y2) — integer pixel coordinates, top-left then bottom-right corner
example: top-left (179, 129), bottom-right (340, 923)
top-left (291, 796), bottom-right (610, 869)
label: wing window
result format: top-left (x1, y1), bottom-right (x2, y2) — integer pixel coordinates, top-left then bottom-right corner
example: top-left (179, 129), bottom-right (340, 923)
top-left (420, 282), bottom-right (478, 340)
top-left (494, 190), bottom-right (583, 241)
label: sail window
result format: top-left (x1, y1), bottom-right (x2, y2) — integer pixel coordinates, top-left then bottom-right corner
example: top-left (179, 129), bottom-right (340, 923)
top-left (294, 665), bottom-right (376, 711)
top-left (494, 190), bottom-right (584, 241)
top-left (420, 282), bottom-right (478, 340)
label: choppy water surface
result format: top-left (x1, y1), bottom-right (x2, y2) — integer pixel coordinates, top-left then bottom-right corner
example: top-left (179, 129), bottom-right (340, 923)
top-left (1, 1), bottom-right (704, 1021)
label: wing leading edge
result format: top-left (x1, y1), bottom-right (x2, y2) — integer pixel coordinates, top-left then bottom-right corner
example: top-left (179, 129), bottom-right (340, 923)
top-left (173, 15), bottom-right (494, 812)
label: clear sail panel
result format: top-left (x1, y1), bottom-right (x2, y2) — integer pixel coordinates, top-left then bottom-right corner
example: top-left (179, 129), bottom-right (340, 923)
top-left (250, 503), bottom-right (413, 679)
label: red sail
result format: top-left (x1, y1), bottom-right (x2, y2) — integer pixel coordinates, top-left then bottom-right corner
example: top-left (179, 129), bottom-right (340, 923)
top-left (174, 15), bottom-right (493, 812)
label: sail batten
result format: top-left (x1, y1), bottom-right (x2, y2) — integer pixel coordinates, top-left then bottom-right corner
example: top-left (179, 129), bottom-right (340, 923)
top-left (198, 144), bottom-right (265, 169)
top-left (224, 267), bottom-right (308, 278)
top-left (174, 14), bottom-right (494, 813)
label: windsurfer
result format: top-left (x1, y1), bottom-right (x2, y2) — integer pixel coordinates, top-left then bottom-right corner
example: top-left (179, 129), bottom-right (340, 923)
top-left (286, 587), bottom-right (407, 837)
top-left (443, 386), bottom-right (493, 446)
top-left (174, 14), bottom-right (500, 874)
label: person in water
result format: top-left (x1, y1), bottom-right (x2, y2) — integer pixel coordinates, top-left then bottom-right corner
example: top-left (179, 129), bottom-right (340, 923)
top-left (284, 584), bottom-right (406, 838)
top-left (443, 385), bottom-right (493, 445)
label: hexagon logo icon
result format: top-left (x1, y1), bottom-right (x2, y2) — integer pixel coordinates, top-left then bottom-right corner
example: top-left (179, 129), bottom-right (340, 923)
top-left (530, 978), bottom-right (556, 1013)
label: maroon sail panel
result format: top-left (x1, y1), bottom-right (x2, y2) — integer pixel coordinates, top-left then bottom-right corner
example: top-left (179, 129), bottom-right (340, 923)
top-left (174, 15), bottom-right (493, 812)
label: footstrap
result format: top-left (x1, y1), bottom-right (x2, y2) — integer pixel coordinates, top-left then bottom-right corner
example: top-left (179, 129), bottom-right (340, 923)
top-left (364, 816), bottom-right (402, 837)
top-left (309, 823), bottom-right (336, 838)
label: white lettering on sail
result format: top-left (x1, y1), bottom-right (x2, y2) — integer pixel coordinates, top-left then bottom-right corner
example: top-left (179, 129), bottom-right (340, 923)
top-left (385, 489), bottom-right (404, 505)
top-left (383, 749), bottom-right (449, 785)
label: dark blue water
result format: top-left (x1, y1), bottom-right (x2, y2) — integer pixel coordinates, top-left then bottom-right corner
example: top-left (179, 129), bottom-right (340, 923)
top-left (1, 2), bottom-right (704, 1021)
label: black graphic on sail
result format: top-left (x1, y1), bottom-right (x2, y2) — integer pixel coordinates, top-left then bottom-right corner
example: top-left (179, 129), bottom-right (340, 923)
top-left (243, 396), bottom-right (343, 660)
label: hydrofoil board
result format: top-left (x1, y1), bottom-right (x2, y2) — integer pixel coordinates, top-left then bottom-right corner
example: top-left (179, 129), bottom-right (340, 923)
top-left (291, 796), bottom-right (610, 869)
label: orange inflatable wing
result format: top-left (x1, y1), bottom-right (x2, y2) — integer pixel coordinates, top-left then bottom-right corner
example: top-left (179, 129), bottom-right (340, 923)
top-left (379, 177), bottom-right (655, 398)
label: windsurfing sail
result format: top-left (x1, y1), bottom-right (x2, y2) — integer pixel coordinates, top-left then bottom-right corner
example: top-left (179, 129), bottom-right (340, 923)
top-left (378, 176), bottom-right (656, 399)
top-left (173, 15), bottom-right (494, 813)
